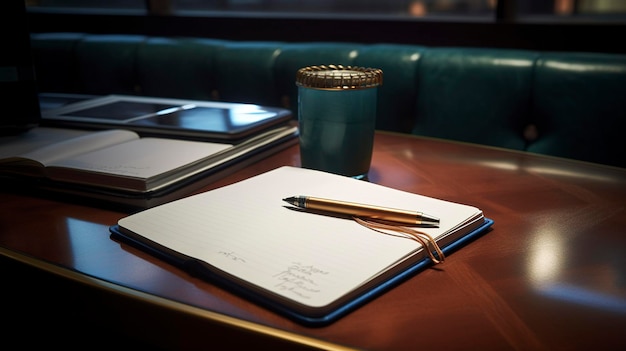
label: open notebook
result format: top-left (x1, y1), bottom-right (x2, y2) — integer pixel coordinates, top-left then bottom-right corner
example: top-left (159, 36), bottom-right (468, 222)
top-left (110, 166), bottom-right (493, 326)
top-left (0, 126), bottom-right (298, 208)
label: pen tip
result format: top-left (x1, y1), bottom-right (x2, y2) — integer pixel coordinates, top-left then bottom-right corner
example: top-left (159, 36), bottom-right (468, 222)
top-left (421, 213), bottom-right (440, 225)
top-left (282, 196), bottom-right (301, 207)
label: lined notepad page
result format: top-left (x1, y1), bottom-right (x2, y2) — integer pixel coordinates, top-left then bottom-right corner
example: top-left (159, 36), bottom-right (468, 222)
top-left (49, 137), bottom-right (232, 178)
top-left (118, 166), bottom-right (482, 308)
top-left (0, 128), bottom-right (136, 165)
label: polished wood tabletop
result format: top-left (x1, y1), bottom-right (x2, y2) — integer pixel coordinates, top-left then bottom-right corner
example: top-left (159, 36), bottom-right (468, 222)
top-left (2, 131), bottom-right (626, 350)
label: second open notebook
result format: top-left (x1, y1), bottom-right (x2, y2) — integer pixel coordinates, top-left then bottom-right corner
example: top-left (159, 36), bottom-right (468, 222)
top-left (110, 166), bottom-right (493, 326)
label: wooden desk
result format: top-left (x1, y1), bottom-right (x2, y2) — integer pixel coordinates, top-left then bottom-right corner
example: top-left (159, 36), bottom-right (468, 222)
top-left (2, 132), bottom-right (625, 350)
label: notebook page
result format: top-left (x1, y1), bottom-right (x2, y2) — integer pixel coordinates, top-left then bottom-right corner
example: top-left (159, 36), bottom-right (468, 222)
top-left (0, 127), bottom-right (90, 159)
top-left (48, 138), bottom-right (232, 179)
top-left (118, 166), bottom-right (482, 308)
top-left (20, 129), bottom-right (139, 165)
top-left (0, 128), bottom-right (139, 165)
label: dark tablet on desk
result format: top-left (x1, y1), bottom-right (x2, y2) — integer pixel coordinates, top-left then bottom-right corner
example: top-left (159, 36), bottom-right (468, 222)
top-left (41, 94), bottom-right (293, 142)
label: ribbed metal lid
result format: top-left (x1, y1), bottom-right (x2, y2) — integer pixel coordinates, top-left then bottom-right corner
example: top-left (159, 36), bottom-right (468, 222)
top-left (296, 64), bottom-right (383, 90)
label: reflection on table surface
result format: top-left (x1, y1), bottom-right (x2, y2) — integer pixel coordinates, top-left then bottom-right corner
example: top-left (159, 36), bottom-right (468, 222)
top-left (2, 131), bottom-right (625, 350)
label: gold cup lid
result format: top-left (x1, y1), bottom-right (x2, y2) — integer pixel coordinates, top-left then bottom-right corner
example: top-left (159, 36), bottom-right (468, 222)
top-left (296, 64), bottom-right (383, 90)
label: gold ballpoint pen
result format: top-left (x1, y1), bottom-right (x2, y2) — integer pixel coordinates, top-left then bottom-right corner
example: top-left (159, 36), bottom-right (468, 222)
top-left (282, 195), bottom-right (439, 226)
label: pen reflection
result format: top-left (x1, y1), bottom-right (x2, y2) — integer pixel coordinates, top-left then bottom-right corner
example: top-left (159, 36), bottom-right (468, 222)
top-left (283, 205), bottom-right (353, 221)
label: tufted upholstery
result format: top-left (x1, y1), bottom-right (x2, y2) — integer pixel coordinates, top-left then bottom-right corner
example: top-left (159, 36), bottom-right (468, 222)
top-left (529, 52), bottom-right (626, 166)
top-left (137, 37), bottom-right (226, 100)
top-left (30, 32), bottom-right (626, 168)
top-left (411, 48), bottom-right (538, 151)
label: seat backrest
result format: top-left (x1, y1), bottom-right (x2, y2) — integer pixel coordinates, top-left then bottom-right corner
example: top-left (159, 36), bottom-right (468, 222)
top-left (355, 44), bottom-right (426, 133)
top-left (136, 37), bottom-right (225, 101)
top-left (30, 32), bottom-right (86, 93)
top-left (75, 34), bottom-right (146, 95)
top-left (213, 41), bottom-right (285, 106)
top-left (411, 48), bottom-right (538, 151)
top-left (528, 52), bottom-right (626, 168)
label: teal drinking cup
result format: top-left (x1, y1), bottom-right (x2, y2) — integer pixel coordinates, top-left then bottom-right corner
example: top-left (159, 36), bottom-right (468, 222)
top-left (296, 65), bottom-right (383, 179)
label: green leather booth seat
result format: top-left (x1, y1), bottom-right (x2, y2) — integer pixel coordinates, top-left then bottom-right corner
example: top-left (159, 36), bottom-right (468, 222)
top-left (30, 32), bottom-right (626, 168)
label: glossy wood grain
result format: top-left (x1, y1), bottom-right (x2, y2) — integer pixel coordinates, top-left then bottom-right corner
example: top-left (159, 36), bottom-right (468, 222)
top-left (2, 131), bottom-right (625, 350)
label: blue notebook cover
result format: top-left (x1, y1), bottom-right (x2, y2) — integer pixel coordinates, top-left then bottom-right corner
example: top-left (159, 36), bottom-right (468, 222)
top-left (109, 217), bottom-right (493, 327)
